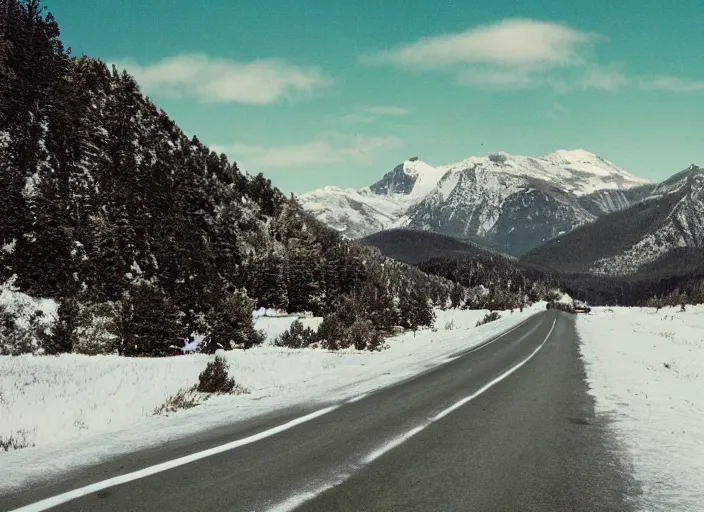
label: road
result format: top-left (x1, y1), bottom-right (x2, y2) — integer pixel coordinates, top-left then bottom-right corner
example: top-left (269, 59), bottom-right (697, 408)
top-left (3, 311), bottom-right (638, 512)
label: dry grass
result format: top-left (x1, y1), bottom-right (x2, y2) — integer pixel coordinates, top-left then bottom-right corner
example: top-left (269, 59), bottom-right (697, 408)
top-left (153, 378), bottom-right (250, 416)
top-left (152, 387), bottom-right (201, 416)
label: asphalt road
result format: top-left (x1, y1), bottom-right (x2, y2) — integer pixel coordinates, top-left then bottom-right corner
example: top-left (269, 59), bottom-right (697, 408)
top-left (3, 311), bottom-right (638, 512)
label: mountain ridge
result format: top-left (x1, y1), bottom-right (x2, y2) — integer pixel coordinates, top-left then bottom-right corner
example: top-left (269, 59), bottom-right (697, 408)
top-left (521, 165), bottom-right (704, 276)
top-left (299, 149), bottom-right (652, 255)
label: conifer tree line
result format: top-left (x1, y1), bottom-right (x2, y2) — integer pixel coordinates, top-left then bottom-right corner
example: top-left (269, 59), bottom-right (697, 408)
top-left (417, 256), bottom-right (559, 310)
top-left (414, 254), bottom-right (704, 308)
top-left (0, 0), bottom-right (469, 356)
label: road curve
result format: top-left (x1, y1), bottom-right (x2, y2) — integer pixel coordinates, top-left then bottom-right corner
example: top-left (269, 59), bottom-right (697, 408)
top-left (2, 311), bottom-right (637, 512)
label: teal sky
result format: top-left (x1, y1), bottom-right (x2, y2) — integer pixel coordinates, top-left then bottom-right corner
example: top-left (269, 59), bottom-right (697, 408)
top-left (49, 0), bottom-right (704, 195)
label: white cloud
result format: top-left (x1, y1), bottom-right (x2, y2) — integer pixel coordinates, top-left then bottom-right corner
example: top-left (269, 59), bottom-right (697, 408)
top-left (212, 133), bottom-right (404, 169)
top-left (639, 76), bottom-right (704, 92)
top-left (360, 19), bottom-right (600, 70)
top-left (456, 66), bottom-right (543, 89)
top-left (577, 65), bottom-right (629, 91)
top-left (361, 105), bottom-right (410, 116)
top-left (113, 53), bottom-right (332, 104)
top-left (361, 19), bottom-right (703, 94)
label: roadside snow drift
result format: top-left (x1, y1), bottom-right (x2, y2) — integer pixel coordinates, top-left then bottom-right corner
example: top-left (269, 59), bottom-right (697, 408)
top-left (0, 305), bottom-right (543, 491)
top-left (577, 306), bottom-right (704, 512)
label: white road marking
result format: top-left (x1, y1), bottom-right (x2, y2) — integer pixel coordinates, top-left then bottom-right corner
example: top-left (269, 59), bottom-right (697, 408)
top-left (449, 316), bottom-right (534, 358)
top-left (8, 406), bottom-right (340, 512)
top-left (345, 393), bottom-right (369, 404)
top-left (264, 472), bottom-right (351, 512)
top-left (266, 317), bottom-right (557, 511)
top-left (363, 424), bottom-right (427, 464)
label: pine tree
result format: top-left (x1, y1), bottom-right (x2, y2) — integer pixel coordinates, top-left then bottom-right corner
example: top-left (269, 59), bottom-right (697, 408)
top-left (203, 288), bottom-right (263, 352)
top-left (410, 288), bottom-right (435, 332)
top-left (116, 282), bottom-right (184, 356)
top-left (44, 297), bottom-right (79, 354)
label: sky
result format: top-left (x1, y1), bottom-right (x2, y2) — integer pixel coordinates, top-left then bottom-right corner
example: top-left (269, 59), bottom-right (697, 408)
top-left (49, 0), bottom-right (704, 195)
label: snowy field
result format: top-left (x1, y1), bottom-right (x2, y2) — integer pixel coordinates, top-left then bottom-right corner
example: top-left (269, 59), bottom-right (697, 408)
top-left (578, 306), bottom-right (704, 512)
top-left (0, 305), bottom-right (543, 492)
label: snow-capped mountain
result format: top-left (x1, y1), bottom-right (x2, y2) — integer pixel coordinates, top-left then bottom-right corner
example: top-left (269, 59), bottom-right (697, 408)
top-left (298, 150), bottom-right (651, 255)
top-left (298, 158), bottom-right (448, 239)
top-left (522, 165), bottom-right (704, 276)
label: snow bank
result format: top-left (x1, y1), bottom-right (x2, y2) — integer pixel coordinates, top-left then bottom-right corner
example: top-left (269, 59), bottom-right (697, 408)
top-left (0, 304), bottom-right (544, 491)
top-left (577, 306), bottom-right (704, 512)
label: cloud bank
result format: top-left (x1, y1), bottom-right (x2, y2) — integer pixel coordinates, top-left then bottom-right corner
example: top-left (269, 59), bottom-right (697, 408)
top-left (114, 54), bottom-right (332, 104)
top-left (361, 19), bottom-right (703, 93)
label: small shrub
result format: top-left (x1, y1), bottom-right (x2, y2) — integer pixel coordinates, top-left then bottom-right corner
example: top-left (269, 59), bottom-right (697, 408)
top-left (197, 355), bottom-right (248, 394)
top-left (0, 304), bottom-right (53, 356)
top-left (153, 387), bottom-right (201, 415)
top-left (0, 306), bottom-right (35, 355)
top-left (344, 318), bottom-right (383, 351)
top-left (476, 311), bottom-right (501, 327)
top-left (444, 320), bottom-right (456, 330)
top-left (72, 302), bottom-right (120, 355)
top-left (314, 313), bottom-right (386, 351)
top-left (274, 320), bottom-right (317, 348)
top-left (315, 313), bottom-right (347, 350)
top-left (0, 431), bottom-right (34, 452)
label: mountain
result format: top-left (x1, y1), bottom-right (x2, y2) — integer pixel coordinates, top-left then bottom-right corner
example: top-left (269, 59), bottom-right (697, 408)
top-left (359, 229), bottom-right (514, 266)
top-left (521, 165), bottom-right (704, 276)
top-left (299, 159), bottom-right (446, 239)
top-left (298, 149), bottom-right (652, 256)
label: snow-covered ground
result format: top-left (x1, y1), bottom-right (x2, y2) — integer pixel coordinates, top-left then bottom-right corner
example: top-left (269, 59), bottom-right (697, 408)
top-left (0, 305), bottom-right (543, 492)
top-left (577, 306), bottom-right (704, 512)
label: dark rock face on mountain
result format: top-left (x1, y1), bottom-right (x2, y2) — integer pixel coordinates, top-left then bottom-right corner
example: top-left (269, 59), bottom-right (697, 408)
top-left (369, 162), bottom-right (416, 195)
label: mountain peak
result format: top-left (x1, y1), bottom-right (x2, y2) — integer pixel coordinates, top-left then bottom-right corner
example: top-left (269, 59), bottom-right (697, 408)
top-left (367, 158), bottom-right (446, 197)
top-left (550, 148), bottom-right (600, 160)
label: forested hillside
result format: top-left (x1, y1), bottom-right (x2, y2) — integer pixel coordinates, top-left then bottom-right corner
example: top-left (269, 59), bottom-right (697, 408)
top-left (360, 229), bottom-right (513, 266)
top-left (0, 0), bottom-right (459, 355)
top-left (417, 257), bottom-right (560, 310)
